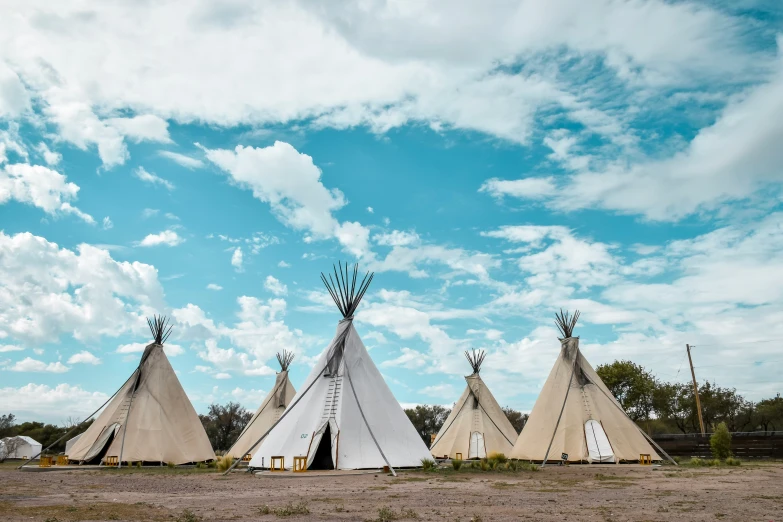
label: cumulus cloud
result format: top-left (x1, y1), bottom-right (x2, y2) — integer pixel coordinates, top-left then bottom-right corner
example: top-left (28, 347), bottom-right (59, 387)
top-left (106, 114), bottom-right (171, 144)
top-left (264, 275), bottom-right (288, 296)
top-left (7, 357), bottom-right (69, 373)
top-left (0, 231), bottom-right (164, 345)
top-left (117, 342), bottom-right (184, 357)
top-left (34, 142), bottom-right (62, 166)
top-left (231, 247), bottom-right (243, 271)
top-left (0, 163), bottom-right (94, 223)
top-left (381, 347), bottom-right (428, 370)
top-left (0, 383), bottom-right (110, 423)
top-left (138, 230), bottom-right (183, 247)
top-left (206, 283), bottom-right (223, 291)
top-left (67, 350), bottom-right (101, 365)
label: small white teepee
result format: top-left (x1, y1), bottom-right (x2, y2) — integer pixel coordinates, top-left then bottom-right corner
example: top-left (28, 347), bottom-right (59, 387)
top-left (430, 350), bottom-right (518, 459)
top-left (67, 316), bottom-right (215, 465)
top-left (227, 351), bottom-right (296, 459)
top-left (247, 263), bottom-right (431, 471)
top-left (510, 310), bottom-right (664, 464)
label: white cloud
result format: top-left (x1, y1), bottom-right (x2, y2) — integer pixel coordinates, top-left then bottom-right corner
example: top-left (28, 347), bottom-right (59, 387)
top-left (102, 216), bottom-right (113, 230)
top-left (34, 142), bottom-right (62, 166)
top-left (215, 372), bottom-right (232, 380)
top-left (381, 347), bottom-right (428, 369)
top-left (479, 177), bottom-right (558, 200)
top-left (0, 383), bottom-right (109, 424)
top-left (0, 62), bottom-right (31, 118)
top-left (133, 166), bottom-right (174, 190)
top-left (1, 163), bottom-right (94, 223)
top-left (138, 230), bottom-right (183, 247)
top-left (206, 283), bottom-right (223, 291)
top-left (231, 247), bottom-right (244, 271)
top-left (374, 230), bottom-right (421, 247)
top-left (116, 342), bottom-right (184, 357)
top-left (106, 114), bottom-right (171, 144)
top-left (67, 350), bottom-right (101, 365)
top-left (0, 345), bottom-right (23, 353)
top-left (8, 357), bottom-right (69, 373)
top-left (366, 206), bottom-right (374, 213)
top-left (420, 383), bottom-right (456, 399)
top-left (159, 150), bottom-right (204, 169)
top-left (278, 260), bottom-right (291, 268)
top-left (0, 231), bottom-right (164, 345)
top-left (264, 275), bottom-right (288, 296)
top-left (230, 387), bottom-right (268, 408)
top-left (142, 208), bottom-right (159, 218)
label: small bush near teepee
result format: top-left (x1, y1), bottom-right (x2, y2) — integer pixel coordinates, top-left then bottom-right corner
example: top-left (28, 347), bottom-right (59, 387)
top-left (452, 459), bottom-right (463, 470)
top-left (479, 459), bottom-right (490, 471)
top-left (706, 459), bottom-right (721, 467)
top-left (207, 460), bottom-right (217, 469)
top-left (687, 457), bottom-right (706, 467)
top-left (176, 509), bottom-right (201, 522)
top-left (725, 457), bottom-right (741, 466)
top-left (420, 458), bottom-right (436, 471)
top-left (710, 422), bottom-right (732, 460)
top-left (195, 461), bottom-right (206, 469)
top-left (488, 452), bottom-right (507, 463)
top-left (166, 461), bottom-right (175, 468)
top-left (216, 455), bottom-right (234, 472)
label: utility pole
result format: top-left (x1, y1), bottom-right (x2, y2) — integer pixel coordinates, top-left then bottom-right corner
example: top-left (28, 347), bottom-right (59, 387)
top-left (686, 344), bottom-right (706, 435)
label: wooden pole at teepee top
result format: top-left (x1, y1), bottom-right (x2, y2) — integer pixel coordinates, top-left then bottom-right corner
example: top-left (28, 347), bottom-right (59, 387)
top-left (686, 344), bottom-right (706, 435)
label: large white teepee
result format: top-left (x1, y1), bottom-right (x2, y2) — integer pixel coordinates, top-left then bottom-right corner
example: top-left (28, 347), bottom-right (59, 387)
top-left (227, 351), bottom-right (297, 459)
top-left (67, 317), bottom-right (215, 465)
top-left (430, 350), bottom-right (518, 460)
top-left (247, 263), bottom-right (431, 471)
top-left (510, 311), bottom-right (662, 464)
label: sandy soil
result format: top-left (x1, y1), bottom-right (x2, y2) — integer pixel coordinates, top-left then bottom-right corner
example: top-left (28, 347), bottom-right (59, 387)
top-left (1, 461), bottom-right (782, 521)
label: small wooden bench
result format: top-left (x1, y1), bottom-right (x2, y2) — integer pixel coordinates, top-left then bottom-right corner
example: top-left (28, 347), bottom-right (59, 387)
top-left (105, 456), bottom-right (119, 466)
top-left (39, 456), bottom-right (52, 468)
top-left (270, 456), bottom-right (285, 472)
top-left (639, 454), bottom-right (652, 465)
top-left (293, 456), bottom-right (307, 472)
top-left (455, 453), bottom-right (463, 460)
top-left (56, 456), bottom-right (69, 466)
top-left (242, 453), bottom-right (253, 462)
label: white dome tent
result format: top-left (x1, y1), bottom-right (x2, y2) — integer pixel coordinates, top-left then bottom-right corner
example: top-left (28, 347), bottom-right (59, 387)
top-left (0, 436), bottom-right (42, 461)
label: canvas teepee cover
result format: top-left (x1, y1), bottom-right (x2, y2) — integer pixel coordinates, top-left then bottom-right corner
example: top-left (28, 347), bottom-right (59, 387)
top-left (67, 317), bottom-right (215, 465)
top-left (227, 351), bottom-right (297, 459)
top-left (430, 350), bottom-right (518, 459)
top-left (510, 311), bottom-right (660, 463)
top-left (247, 263), bottom-right (431, 470)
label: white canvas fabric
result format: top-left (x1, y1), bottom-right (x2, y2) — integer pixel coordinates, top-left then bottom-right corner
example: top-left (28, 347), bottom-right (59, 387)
top-left (430, 373), bottom-right (518, 459)
top-left (0, 436), bottom-right (42, 460)
top-left (65, 433), bottom-right (82, 455)
top-left (585, 420), bottom-right (614, 463)
top-left (248, 319), bottom-right (431, 470)
top-left (227, 370), bottom-right (296, 459)
top-left (67, 342), bottom-right (215, 465)
top-left (510, 337), bottom-right (660, 463)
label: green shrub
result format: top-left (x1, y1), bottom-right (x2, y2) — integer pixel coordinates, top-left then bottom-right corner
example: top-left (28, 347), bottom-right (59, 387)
top-left (216, 455), bottom-right (234, 472)
top-left (706, 458), bottom-right (721, 467)
top-left (471, 460), bottom-right (480, 470)
top-left (725, 457), bottom-right (742, 466)
top-left (451, 458), bottom-right (463, 471)
top-left (673, 456), bottom-right (682, 464)
top-left (488, 452), bottom-right (507, 463)
top-left (258, 502), bottom-right (309, 517)
top-left (376, 506), bottom-right (396, 522)
top-left (420, 458), bottom-right (436, 471)
top-left (479, 459), bottom-right (490, 471)
top-left (176, 509), bottom-right (201, 522)
top-left (207, 460), bottom-right (217, 469)
top-left (710, 422), bottom-right (732, 460)
top-left (195, 461), bottom-right (206, 469)
top-left (687, 457), bottom-right (705, 467)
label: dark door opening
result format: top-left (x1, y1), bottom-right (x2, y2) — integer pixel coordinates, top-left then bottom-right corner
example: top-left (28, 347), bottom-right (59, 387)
top-left (84, 428), bottom-right (118, 465)
top-left (309, 424), bottom-right (334, 470)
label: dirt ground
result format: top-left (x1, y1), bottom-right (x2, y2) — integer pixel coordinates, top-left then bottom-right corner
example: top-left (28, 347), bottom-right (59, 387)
top-left (1, 461), bottom-right (782, 521)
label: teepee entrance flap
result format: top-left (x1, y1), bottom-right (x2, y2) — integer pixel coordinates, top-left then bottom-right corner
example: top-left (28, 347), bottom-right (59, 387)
top-left (585, 420), bottom-right (614, 463)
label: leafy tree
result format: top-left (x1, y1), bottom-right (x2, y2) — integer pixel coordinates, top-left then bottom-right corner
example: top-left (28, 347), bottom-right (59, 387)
top-left (710, 422), bottom-right (732, 460)
top-left (755, 394), bottom-right (783, 432)
top-left (0, 413), bottom-right (16, 437)
top-left (595, 360), bottom-right (657, 423)
top-left (501, 407), bottom-right (528, 433)
top-left (199, 402), bottom-right (252, 452)
top-left (404, 405), bottom-right (450, 446)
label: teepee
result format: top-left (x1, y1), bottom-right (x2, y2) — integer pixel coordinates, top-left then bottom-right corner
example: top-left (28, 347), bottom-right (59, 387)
top-left (510, 310), bottom-right (668, 464)
top-left (246, 263), bottom-right (431, 472)
top-left (227, 351), bottom-right (297, 459)
top-left (429, 349), bottom-right (518, 460)
top-left (67, 316), bottom-right (215, 466)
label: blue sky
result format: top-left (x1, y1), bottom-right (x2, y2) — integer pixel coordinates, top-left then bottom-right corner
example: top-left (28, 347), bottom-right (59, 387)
top-left (1, 0), bottom-right (782, 424)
